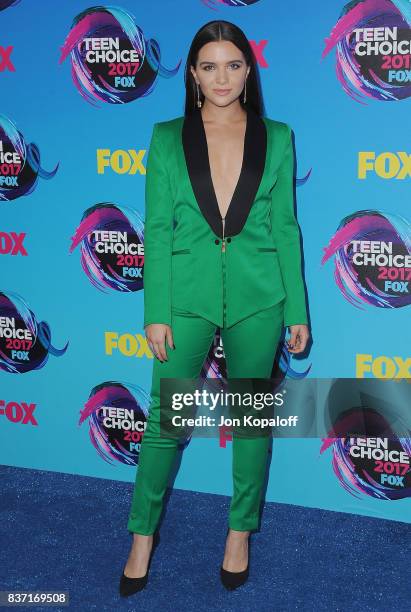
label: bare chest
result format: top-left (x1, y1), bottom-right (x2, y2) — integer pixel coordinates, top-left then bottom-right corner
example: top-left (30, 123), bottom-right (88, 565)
top-left (203, 121), bottom-right (246, 219)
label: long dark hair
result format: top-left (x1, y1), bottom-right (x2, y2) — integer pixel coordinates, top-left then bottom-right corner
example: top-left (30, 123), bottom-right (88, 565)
top-left (183, 20), bottom-right (264, 117)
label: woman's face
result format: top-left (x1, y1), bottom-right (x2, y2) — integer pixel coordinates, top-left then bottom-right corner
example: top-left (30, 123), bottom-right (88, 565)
top-left (190, 40), bottom-right (250, 108)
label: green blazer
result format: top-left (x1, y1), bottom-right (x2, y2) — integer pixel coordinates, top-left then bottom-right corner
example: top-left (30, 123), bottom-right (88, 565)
top-left (143, 107), bottom-right (308, 329)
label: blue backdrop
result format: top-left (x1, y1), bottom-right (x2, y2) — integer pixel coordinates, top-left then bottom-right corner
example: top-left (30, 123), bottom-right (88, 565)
top-left (1, 0), bottom-right (410, 524)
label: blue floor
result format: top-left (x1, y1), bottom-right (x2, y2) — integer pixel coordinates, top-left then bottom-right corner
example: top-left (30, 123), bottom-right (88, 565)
top-left (0, 464), bottom-right (409, 611)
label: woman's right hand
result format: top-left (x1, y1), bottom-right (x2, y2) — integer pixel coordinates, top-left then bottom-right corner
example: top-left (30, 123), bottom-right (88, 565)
top-left (144, 324), bottom-right (175, 362)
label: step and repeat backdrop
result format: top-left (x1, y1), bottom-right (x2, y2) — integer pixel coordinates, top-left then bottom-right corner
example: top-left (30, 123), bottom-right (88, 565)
top-left (1, 0), bottom-right (410, 523)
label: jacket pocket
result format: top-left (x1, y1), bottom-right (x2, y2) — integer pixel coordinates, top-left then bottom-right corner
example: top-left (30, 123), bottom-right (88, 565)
top-left (257, 247), bottom-right (277, 252)
top-left (171, 248), bottom-right (191, 255)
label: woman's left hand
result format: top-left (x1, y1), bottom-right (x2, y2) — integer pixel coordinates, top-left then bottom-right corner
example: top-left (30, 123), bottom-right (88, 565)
top-left (287, 324), bottom-right (310, 354)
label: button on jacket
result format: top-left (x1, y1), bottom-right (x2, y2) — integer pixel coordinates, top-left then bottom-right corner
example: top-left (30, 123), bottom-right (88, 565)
top-left (142, 107), bottom-right (308, 329)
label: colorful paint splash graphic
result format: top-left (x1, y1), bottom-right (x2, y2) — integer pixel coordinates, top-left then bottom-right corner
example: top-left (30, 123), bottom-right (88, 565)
top-left (321, 389), bottom-right (411, 500)
top-left (79, 382), bottom-right (150, 466)
top-left (79, 381), bottom-right (189, 465)
top-left (0, 114), bottom-right (58, 202)
top-left (0, 290), bottom-right (68, 374)
top-left (296, 168), bottom-right (312, 187)
top-left (59, 5), bottom-right (181, 106)
top-left (322, 0), bottom-right (411, 102)
top-left (202, 330), bottom-right (311, 382)
top-left (201, 0), bottom-right (260, 7)
top-left (0, 0), bottom-right (20, 10)
top-left (322, 209), bottom-right (411, 308)
top-left (70, 203), bottom-right (144, 292)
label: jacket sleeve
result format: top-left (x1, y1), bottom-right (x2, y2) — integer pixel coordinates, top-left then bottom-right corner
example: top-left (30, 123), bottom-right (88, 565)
top-left (143, 122), bottom-right (173, 328)
top-left (270, 124), bottom-right (308, 327)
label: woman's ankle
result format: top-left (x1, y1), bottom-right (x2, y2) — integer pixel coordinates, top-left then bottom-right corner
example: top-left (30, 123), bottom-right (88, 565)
top-left (228, 528), bottom-right (250, 539)
top-left (132, 533), bottom-right (153, 546)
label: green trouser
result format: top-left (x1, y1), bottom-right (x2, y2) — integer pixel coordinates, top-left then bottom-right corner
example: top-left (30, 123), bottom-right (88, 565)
top-left (127, 300), bottom-right (284, 535)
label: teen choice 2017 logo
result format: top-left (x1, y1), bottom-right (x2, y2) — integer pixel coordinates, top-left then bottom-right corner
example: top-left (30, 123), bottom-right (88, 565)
top-left (323, 0), bottom-right (411, 102)
top-left (70, 203), bottom-right (144, 292)
top-left (78, 382), bottom-right (189, 465)
top-left (0, 115), bottom-right (58, 202)
top-left (59, 5), bottom-right (181, 106)
top-left (0, 291), bottom-right (68, 374)
top-left (321, 436), bottom-right (411, 500)
top-left (79, 382), bottom-right (150, 465)
top-left (322, 210), bottom-right (411, 309)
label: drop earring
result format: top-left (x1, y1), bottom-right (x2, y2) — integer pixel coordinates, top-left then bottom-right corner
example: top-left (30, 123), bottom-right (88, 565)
top-left (243, 78), bottom-right (247, 103)
top-left (196, 82), bottom-right (202, 108)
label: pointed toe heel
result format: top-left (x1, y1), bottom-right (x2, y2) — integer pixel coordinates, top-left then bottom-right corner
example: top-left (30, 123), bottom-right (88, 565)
top-left (119, 570), bottom-right (148, 597)
top-left (119, 531), bottom-right (160, 597)
top-left (220, 563), bottom-right (249, 590)
top-left (220, 529), bottom-right (250, 590)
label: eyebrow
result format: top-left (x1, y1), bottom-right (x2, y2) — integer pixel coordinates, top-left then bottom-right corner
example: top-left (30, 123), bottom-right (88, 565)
top-left (199, 59), bottom-right (244, 65)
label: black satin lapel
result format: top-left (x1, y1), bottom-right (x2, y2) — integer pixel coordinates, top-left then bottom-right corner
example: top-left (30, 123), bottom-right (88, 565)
top-left (182, 110), bottom-right (222, 237)
top-left (182, 107), bottom-right (267, 238)
top-left (226, 108), bottom-right (267, 237)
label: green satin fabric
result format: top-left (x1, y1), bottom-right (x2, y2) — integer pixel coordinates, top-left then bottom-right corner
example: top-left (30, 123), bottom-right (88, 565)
top-left (127, 301), bottom-right (284, 534)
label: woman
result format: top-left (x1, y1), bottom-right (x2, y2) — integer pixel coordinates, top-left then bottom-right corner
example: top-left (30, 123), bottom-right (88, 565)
top-left (120, 19), bottom-right (310, 596)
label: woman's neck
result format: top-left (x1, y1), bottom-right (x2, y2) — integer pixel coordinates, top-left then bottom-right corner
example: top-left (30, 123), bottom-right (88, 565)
top-left (200, 100), bottom-right (247, 125)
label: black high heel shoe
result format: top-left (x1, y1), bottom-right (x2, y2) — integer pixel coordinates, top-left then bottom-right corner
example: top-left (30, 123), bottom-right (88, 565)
top-left (119, 531), bottom-right (160, 597)
top-left (220, 529), bottom-right (250, 590)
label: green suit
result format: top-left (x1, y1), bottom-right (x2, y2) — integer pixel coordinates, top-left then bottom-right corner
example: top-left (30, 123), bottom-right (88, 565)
top-left (143, 107), bottom-right (308, 329)
top-left (127, 108), bottom-right (308, 536)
